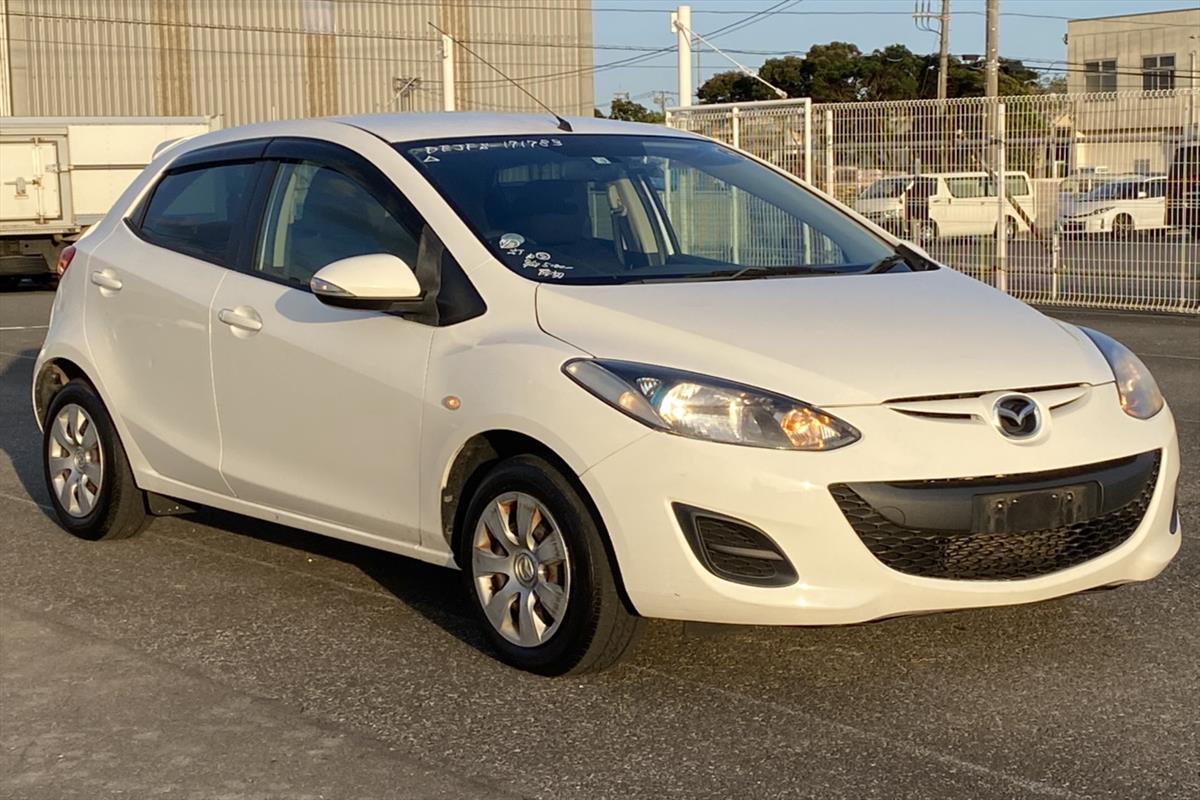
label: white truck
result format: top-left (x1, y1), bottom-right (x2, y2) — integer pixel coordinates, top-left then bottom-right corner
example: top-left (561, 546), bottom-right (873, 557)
top-left (1, 116), bottom-right (220, 286)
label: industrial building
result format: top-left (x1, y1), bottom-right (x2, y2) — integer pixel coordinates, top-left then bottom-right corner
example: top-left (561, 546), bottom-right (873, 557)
top-left (1067, 7), bottom-right (1199, 95)
top-left (1061, 7), bottom-right (1199, 175)
top-left (0, 0), bottom-right (595, 124)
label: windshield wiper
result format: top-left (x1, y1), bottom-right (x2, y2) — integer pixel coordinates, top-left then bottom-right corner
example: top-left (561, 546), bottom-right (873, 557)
top-left (865, 242), bottom-right (936, 274)
top-left (634, 266), bottom-right (841, 284)
top-left (723, 265), bottom-right (844, 281)
top-left (864, 254), bottom-right (907, 274)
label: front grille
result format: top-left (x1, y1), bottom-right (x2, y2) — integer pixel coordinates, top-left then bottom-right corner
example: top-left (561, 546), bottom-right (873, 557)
top-left (674, 505), bottom-right (798, 587)
top-left (831, 454), bottom-right (1160, 581)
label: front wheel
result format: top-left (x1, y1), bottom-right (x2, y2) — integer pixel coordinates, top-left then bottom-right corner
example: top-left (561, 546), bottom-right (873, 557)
top-left (1111, 214), bottom-right (1134, 239)
top-left (459, 455), bottom-right (642, 675)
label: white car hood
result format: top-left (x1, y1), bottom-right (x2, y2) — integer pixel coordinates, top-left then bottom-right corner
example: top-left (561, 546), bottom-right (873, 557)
top-left (536, 268), bottom-right (1112, 407)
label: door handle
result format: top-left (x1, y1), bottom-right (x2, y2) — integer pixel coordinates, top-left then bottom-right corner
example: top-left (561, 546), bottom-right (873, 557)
top-left (89, 270), bottom-right (122, 291)
top-left (217, 307), bottom-right (263, 333)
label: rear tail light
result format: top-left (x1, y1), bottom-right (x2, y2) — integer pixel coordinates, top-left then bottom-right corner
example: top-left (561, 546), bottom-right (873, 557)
top-left (56, 245), bottom-right (77, 276)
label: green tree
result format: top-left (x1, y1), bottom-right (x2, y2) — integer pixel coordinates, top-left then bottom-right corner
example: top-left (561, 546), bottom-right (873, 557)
top-left (696, 71), bottom-right (774, 104)
top-left (696, 42), bottom-right (1046, 105)
top-left (607, 97), bottom-right (664, 124)
top-left (798, 42), bottom-right (865, 102)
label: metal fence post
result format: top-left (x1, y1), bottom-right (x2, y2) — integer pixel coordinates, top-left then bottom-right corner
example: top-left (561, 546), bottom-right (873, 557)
top-left (731, 106), bottom-right (741, 264)
top-left (824, 108), bottom-right (835, 195)
top-left (1051, 228), bottom-right (1061, 302)
top-left (803, 99), bottom-right (813, 184)
top-left (995, 101), bottom-right (1008, 294)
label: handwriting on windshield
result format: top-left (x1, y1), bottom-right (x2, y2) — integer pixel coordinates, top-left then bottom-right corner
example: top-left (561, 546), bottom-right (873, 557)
top-left (516, 250), bottom-right (572, 280)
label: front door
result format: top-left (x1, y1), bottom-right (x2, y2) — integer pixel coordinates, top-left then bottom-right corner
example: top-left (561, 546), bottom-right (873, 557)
top-left (210, 150), bottom-right (433, 542)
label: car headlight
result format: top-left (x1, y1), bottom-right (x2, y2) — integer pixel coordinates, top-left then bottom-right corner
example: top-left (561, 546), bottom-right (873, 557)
top-left (563, 359), bottom-right (860, 450)
top-left (1080, 327), bottom-right (1164, 419)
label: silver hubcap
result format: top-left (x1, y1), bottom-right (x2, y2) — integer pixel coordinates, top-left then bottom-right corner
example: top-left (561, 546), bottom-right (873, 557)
top-left (471, 492), bottom-right (571, 648)
top-left (47, 403), bottom-right (104, 518)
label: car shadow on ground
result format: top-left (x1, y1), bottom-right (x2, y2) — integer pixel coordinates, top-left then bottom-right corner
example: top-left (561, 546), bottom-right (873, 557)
top-left (0, 347), bottom-right (54, 518)
top-left (0, 344), bottom-right (490, 654)
top-left (187, 505), bottom-right (489, 651)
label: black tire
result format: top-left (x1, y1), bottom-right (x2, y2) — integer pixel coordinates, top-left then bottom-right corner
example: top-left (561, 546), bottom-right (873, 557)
top-left (1111, 214), bottom-right (1134, 239)
top-left (996, 217), bottom-right (1018, 241)
top-left (43, 380), bottom-right (148, 540)
top-left (458, 455), bottom-right (642, 676)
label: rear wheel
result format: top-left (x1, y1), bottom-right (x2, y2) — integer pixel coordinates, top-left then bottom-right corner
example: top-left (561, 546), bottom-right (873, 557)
top-left (996, 217), bottom-right (1019, 240)
top-left (43, 380), bottom-right (148, 540)
top-left (459, 455), bottom-right (642, 675)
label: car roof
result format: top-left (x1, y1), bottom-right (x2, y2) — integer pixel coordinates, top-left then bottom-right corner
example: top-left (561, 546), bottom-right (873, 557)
top-left (332, 112), bottom-right (701, 144)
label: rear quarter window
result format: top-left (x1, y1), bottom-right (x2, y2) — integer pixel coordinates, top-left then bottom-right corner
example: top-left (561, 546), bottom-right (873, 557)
top-left (138, 162), bottom-right (258, 264)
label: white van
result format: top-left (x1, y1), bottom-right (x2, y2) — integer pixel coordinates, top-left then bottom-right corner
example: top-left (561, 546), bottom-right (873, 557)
top-left (857, 172), bottom-right (1036, 241)
top-left (914, 171), bottom-right (1036, 240)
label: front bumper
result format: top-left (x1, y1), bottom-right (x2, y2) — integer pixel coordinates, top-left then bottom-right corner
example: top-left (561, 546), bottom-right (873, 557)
top-left (582, 384), bottom-right (1180, 625)
top-left (1058, 216), bottom-right (1108, 234)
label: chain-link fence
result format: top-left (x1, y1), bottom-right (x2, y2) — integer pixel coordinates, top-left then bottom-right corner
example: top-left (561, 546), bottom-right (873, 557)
top-left (668, 90), bottom-right (1200, 314)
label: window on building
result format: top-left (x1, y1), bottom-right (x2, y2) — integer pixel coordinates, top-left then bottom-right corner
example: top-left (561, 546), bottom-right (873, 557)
top-left (1084, 60), bottom-right (1117, 92)
top-left (1142, 55), bottom-right (1175, 90)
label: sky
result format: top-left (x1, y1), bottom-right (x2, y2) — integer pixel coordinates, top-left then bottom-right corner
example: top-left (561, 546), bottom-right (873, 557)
top-left (590, 0), bottom-right (1200, 111)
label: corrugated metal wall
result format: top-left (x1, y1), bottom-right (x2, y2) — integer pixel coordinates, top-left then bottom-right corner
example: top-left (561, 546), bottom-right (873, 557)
top-left (0, 0), bottom-right (594, 125)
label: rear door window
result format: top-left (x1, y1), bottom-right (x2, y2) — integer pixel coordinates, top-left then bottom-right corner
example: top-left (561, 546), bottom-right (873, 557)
top-left (139, 162), bottom-right (258, 264)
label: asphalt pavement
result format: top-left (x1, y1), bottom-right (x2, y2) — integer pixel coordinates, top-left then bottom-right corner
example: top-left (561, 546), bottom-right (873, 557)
top-left (2, 286), bottom-right (1197, 800)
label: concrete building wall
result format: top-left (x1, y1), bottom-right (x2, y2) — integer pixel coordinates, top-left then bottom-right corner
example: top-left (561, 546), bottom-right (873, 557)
top-left (0, 0), bottom-right (594, 125)
top-left (1067, 9), bottom-right (1200, 94)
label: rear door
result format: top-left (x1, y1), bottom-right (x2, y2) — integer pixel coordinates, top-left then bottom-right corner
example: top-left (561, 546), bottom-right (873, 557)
top-left (0, 137), bottom-right (64, 227)
top-left (84, 141), bottom-right (266, 494)
top-left (1137, 178), bottom-right (1167, 229)
top-left (209, 138), bottom-right (433, 542)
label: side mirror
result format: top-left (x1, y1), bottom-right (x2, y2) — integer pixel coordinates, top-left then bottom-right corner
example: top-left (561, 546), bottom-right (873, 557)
top-left (310, 253), bottom-right (422, 311)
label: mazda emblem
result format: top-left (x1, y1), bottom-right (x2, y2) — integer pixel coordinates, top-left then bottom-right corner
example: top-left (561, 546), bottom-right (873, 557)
top-left (993, 394), bottom-right (1041, 439)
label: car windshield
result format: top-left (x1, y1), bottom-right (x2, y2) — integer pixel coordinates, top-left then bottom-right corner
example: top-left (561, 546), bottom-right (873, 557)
top-left (399, 134), bottom-right (897, 285)
top-left (860, 178), bottom-right (912, 199)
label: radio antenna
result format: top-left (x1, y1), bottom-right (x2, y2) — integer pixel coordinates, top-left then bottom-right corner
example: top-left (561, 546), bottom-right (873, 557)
top-left (428, 21), bottom-right (573, 132)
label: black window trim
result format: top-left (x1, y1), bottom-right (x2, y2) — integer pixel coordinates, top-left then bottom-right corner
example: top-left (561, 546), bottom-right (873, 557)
top-left (126, 157), bottom-right (267, 269)
top-left (232, 137), bottom-right (427, 291)
top-left (124, 134), bottom-right (485, 326)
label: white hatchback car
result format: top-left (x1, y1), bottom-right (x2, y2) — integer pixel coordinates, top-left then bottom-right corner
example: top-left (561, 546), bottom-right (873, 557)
top-left (33, 114), bottom-right (1181, 675)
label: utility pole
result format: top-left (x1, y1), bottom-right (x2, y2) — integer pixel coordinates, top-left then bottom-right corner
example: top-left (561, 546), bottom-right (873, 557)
top-left (440, 33), bottom-right (456, 112)
top-left (651, 90), bottom-right (675, 119)
top-left (913, 1), bottom-right (951, 100)
top-left (985, 0), bottom-right (999, 97)
top-left (937, 1), bottom-right (951, 100)
top-left (671, 5), bottom-right (692, 108)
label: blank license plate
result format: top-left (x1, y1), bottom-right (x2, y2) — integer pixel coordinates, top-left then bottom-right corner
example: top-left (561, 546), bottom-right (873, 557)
top-left (972, 483), bottom-right (1099, 533)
